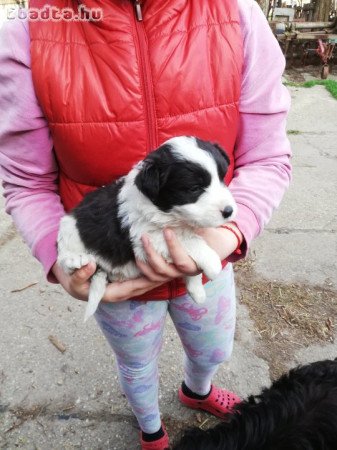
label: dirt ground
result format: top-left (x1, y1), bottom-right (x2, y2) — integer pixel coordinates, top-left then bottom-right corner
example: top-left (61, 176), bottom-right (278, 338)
top-left (235, 257), bottom-right (337, 379)
top-left (285, 65), bottom-right (337, 83)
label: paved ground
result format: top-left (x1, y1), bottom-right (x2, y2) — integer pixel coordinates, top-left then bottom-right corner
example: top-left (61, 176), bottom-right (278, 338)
top-left (0, 80), bottom-right (336, 449)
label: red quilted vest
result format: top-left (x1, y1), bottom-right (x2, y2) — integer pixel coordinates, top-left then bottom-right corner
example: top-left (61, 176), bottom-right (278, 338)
top-left (29, 0), bottom-right (243, 300)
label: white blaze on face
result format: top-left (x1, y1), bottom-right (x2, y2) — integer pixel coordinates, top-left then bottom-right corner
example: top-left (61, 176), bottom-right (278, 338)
top-left (167, 136), bottom-right (237, 227)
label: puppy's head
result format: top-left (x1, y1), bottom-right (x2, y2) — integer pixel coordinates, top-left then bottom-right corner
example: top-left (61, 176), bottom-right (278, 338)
top-left (135, 136), bottom-right (237, 227)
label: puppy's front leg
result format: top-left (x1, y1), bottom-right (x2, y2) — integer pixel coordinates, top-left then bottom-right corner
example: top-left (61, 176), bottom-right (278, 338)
top-left (184, 237), bottom-right (222, 281)
top-left (185, 274), bottom-right (206, 304)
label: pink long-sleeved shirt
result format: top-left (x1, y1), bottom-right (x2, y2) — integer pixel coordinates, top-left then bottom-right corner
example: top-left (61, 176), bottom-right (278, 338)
top-left (0, 0), bottom-right (291, 282)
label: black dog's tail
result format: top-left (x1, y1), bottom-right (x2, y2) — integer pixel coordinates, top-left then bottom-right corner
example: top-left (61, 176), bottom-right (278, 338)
top-left (173, 359), bottom-right (337, 450)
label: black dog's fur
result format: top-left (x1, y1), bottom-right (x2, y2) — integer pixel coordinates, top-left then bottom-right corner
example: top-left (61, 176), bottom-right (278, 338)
top-left (174, 359), bottom-right (337, 450)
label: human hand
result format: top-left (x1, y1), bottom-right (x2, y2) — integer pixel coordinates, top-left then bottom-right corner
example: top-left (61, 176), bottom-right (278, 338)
top-left (52, 261), bottom-right (171, 303)
top-left (196, 222), bottom-right (243, 260)
top-left (52, 222), bottom-right (243, 302)
top-left (136, 223), bottom-right (243, 282)
top-left (135, 230), bottom-right (201, 283)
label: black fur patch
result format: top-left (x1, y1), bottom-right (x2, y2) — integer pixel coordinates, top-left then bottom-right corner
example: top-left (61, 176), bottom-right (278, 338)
top-left (135, 142), bottom-right (217, 212)
top-left (195, 138), bottom-right (230, 181)
top-left (72, 179), bottom-right (134, 266)
top-left (173, 359), bottom-right (337, 450)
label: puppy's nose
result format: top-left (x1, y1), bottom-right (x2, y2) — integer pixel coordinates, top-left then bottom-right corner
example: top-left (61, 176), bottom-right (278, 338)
top-left (222, 206), bottom-right (233, 219)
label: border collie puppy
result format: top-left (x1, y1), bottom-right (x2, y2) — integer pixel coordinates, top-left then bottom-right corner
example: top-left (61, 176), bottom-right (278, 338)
top-left (57, 136), bottom-right (237, 321)
top-left (174, 359), bottom-right (337, 450)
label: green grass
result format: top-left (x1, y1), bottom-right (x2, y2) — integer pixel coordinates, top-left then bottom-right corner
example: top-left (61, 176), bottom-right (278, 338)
top-left (287, 129), bottom-right (301, 135)
top-left (284, 79), bottom-right (337, 100)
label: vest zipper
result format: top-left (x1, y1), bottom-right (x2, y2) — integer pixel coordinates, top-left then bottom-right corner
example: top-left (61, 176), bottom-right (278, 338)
top-left (132, 1), bottom-right (157, 152)
top-left (134, 0), bottom-right (143, 21)
top-left (133, 1), bottom-right (171, 300)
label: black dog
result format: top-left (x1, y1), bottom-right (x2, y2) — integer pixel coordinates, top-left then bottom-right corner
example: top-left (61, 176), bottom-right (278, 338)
top-left (174, 359), bottom-right (337, 450)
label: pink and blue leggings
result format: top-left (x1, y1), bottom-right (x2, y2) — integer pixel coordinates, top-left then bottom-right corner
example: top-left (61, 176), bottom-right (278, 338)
top-left (94, 264), bottom-right (236, 434)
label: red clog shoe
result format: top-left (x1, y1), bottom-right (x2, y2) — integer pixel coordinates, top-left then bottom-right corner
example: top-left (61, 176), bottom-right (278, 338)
top-left (178, 384), bottom-right (241, 419)
top-left (140, 423), bottom-right (170, 450)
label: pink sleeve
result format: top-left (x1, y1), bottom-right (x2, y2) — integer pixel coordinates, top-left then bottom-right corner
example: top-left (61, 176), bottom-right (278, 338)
top-left (227, 0), bottom-right (292, 261)
top-left (0, 17), bottom-right (64, 282)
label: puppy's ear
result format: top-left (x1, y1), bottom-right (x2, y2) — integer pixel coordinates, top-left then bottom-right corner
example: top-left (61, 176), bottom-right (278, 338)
top-left (135, 161), bottom-right (161, 202)
top-left (214, 143), bottom-right (230, 166)
top-left (213, 143), bottom-right (230, 179)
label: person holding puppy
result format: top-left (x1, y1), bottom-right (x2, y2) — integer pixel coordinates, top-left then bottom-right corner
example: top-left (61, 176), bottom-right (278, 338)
top-left (0, 0), bottom-right (291, 448)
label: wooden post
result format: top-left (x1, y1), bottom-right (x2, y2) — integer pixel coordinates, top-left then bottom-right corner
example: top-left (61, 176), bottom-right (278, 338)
top-left (314, 0), bottom-right (331, 22)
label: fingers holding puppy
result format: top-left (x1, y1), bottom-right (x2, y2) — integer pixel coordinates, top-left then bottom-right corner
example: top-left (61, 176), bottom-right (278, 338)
top-left (54, 228), bottom-right (200, 305)
top-left (163, 229), bottom-right (200, 276)
top-left (136, 234), bottom-right (182, 281)
top-left (53, 260), bottom-right (168, 303)
top-left (103, 277), bottom-right (168, 302)
top-left (137, 230), bottom-right (199, 281)
top-left (52, 261), bottom-right (97, 301)
top-left (68, 262), bottom-right (96, 300)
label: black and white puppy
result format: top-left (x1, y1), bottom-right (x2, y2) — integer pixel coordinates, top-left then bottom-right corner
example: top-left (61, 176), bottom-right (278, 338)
top-left (174, 359), bottom-right (337, 450)
top-left (57, 136), bottom-right (237, 321)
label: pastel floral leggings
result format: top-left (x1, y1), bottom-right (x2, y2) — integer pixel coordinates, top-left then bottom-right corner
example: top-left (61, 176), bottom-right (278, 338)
top-left (94, 264), bottom-right (236, 434)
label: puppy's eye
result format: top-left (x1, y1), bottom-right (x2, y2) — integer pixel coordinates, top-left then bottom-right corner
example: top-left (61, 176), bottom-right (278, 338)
top-left (189, 186), bottom-right (202, 194)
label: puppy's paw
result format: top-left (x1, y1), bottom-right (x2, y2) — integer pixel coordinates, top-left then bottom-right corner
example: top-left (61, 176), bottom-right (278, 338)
top-left (185, 275), bottom-right (207, 304)
top-left (58, 254), bottom-right (94, 274)
top-left (186, 243), bottom-right (222, 281)
top-left (189, 288), bottom-right (207, 304)
top-left (202, 258), bottom-right (222, 280)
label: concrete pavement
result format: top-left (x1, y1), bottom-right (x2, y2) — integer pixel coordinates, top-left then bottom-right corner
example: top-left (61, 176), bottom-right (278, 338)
top-left (0, 82), bottom-right (336, 449)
